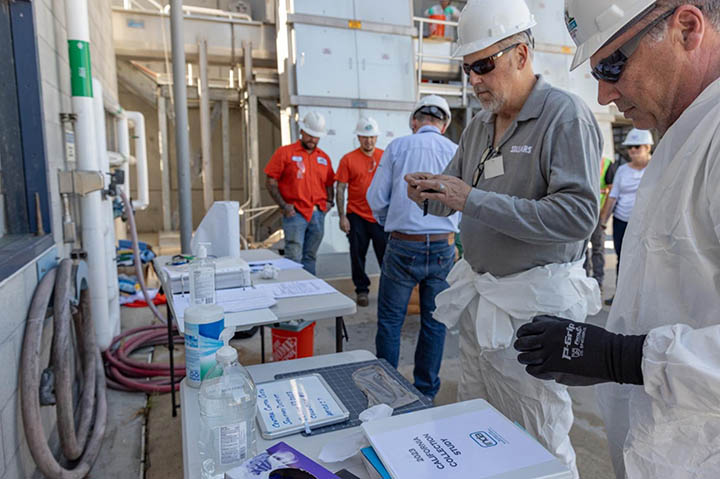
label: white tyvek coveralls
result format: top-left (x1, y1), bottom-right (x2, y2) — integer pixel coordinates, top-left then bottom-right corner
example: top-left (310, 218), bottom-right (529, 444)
top-left (434, 258), bottom-right (600, 479)
top-left (598, 77), bottom-right (720, 479)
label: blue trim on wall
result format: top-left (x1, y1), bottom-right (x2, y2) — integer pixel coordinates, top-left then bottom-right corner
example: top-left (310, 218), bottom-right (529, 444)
top-left (0, 0), bottom-right (29, 234)
top-left (10, 0), bottom-right (50, 234)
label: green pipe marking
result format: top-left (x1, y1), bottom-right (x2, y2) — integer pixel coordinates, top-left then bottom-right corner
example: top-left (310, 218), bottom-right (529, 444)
top-left (68, 40), bottom-right (93, 97)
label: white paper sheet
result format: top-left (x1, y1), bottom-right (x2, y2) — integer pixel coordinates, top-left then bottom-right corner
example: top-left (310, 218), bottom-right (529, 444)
top-left (254, 280), bottom-right (337, 299)
top-left (172, 286), bottom-right (276, 319)
top-left (366, 408), bottom-right (556, 479)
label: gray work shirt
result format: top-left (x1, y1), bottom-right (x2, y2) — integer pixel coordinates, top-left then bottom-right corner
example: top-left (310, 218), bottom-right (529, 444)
top-left (428, 75), bottom-right (602, 276)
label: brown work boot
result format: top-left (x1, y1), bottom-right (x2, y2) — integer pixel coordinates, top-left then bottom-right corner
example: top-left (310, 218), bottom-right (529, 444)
top-left (356, 292), bottom-right (369, 307)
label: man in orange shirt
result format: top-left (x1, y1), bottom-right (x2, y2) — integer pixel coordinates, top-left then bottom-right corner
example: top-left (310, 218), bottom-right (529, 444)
top-left (264, 111), bottom-right (335, 275)
top-left (335, 117), bottom-right (387, 307)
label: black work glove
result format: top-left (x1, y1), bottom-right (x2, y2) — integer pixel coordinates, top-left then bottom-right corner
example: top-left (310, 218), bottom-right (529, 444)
top-left (513, 315), bottom-right (646, 386)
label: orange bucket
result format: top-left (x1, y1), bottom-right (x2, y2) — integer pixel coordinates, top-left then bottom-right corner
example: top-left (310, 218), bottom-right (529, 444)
top-left (271, 320), bottom-right (315, 361)
top-left (428, 14), bottom-right (446, 37)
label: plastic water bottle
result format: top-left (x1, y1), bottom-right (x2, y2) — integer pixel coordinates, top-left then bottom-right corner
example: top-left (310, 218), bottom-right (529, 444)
top-left (198, 329), bottom-right (258, 478)
top-left (190, 242), bottom-right (216, 305)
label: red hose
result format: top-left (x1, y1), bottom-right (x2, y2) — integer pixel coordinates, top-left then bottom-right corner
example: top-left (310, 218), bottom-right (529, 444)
top-left (103, 325), bottom-right (186, 393)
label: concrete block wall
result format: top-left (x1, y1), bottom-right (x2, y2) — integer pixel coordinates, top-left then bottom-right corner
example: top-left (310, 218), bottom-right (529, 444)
top-left (0, 0), bottom-right (118, 477)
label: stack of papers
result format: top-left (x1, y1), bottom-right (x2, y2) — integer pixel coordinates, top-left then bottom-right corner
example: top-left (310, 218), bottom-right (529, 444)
top-left (172, 286), bottom-right (276, 319)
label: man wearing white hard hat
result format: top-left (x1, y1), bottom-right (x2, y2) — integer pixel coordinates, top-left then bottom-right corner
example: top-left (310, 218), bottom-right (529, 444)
top-left (367, 95), bottom-right (460, 400)
top-left (264, 111), bottom-right (335, 274)
top-left (406, 0), bottom-right (602, 475)
top-left (599, 128), bottom-right (653, 305)
top-left (335, 117), bottom-right (387, 307)
top-left (513, 1), bottom-right (720, 478)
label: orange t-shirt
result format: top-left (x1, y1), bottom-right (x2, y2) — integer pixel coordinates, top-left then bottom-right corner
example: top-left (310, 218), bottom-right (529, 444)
top-left (264, 141), bottom-right (335, 221)
top-left (335, 147), bottom-right (384, 223)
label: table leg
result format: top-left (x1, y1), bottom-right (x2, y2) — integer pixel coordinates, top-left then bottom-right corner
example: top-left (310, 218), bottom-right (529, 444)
top-left (167, 300), bottom-right (177, 417)
top-left (260, 325), bottom-right (266, 364)
top-left (336, 317), bottom-right (348, 352)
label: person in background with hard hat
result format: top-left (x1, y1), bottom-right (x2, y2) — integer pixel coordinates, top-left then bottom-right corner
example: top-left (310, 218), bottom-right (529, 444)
top-left (406, 0), bottom-right (602, 475)
top-left (514, 2), bottom-right (720, 478)
top-left (366, 95), bottom-right (460, 400)
top-left (584, 154), bottom-right (614, 296)
top-left (599, 129), bottom-right (653, 305)
top-left (425, 0), bottom-right (461, 38)
top-left (335, 117), bottom-right (387, 307)
top-left (264, 111), bottom-right (335, 275)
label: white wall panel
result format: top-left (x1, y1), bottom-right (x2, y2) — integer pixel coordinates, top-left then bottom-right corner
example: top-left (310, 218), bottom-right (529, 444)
top-left (360, 109), bottom-right (411, 151)
top-left (292, 0), bottom-right (353, 18)
top-left (294, 24), bottom-right (359, 98)
top-left (526, 0), bottom-right (573, 46)
top-left (298, 106), bottom-right (360, 253)
top-left (356, 32), bottom-right (415, 101)
top-left (354, 0), bottom-right (412, 25)
top-left (534, 51), bottom-right (571, 92)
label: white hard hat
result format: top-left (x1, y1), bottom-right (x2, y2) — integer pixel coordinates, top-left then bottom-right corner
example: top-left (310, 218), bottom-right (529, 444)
top-left (410, 95), bottom-right (452, 128)
top-left (452, 0), bottom-right (537, 58)
top-left (622, 128), bottom-right (654, 146)
top-left (565, 0), bottom-right (655, 71)
top-left (299, 111), bottom-right (327, 138)
top-left (355, 117), bottom-right (379, 137)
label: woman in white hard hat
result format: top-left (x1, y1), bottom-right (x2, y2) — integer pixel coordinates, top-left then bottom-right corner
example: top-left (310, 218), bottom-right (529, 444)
top-left (599, 129), bottom-right (653, 305)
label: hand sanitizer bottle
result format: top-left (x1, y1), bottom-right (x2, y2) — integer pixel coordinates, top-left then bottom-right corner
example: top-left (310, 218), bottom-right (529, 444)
top-left (198, 328), bottom-right (257, 478)
top-left (190, 242), bottom-right (216, 305)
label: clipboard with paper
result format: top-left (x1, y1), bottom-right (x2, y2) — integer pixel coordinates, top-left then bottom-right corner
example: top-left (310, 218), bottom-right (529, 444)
top-left (255, 374), bottom-right (350, 439)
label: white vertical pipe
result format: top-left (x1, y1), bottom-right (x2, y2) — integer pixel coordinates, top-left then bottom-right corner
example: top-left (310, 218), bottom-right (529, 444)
top-left (158, 94), bottom-right (172, 231)
top-left (66, 0), bottom-right (111, 350)
top-left (125, 111), bottom-right (149, 210)
top-left (115, 113), bottom-right (130, 241)
top-left (222, 100), bottom-right (230, 201)
top-left (198, 38), bottom-right (214, 211)
top-left (92, 78), bottom-right (121, 339)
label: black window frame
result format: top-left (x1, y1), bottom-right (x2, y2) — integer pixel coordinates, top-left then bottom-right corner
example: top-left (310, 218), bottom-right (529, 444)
top-left (0, 0), bottom-right (53, 281)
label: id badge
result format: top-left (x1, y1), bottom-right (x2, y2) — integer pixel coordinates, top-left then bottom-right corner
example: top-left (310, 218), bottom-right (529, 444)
top-left (484, 155), bottom-right (504, 179)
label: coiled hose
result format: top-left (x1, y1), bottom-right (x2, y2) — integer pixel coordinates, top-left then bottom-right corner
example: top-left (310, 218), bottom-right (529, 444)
top-left (103, 325), bottom-right (185, 394)
top-left (101, 190), bottom-right (185, 393)
top-left (20, 259), bottom-right (107, 478)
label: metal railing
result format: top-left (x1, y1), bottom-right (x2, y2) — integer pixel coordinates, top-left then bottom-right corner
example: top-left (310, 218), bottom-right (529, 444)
top-left (412, 16), bottom-right (468, 105)
top-left (114, 0), bottom-right (253, 22)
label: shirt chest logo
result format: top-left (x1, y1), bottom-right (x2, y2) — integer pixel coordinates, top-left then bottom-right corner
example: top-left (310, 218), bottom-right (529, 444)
top-left (291, 155), bottom-right (303, 162)
top-left (316, 157), bottom-right (328, 166)
top-left (510, 145), bottom-right (533, 154)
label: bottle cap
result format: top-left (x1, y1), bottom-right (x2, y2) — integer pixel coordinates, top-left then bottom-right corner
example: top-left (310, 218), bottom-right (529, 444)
top-left (215, 327), bottom-right (237, 363)
top-left (216, 345), bottom-right (238, 363)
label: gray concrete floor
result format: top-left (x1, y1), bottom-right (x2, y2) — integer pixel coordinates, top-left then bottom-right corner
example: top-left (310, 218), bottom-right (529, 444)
top-left (97, 248), bottom-right (618, 479)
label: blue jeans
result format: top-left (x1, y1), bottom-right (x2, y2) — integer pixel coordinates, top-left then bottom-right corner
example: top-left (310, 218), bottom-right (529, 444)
top-left (282, 208), bottom-right (325, 275)
top-left (376, 236), bottom-right (455, 399)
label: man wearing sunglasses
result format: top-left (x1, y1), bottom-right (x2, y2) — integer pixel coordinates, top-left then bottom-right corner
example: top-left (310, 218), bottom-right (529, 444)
top-left (405, 0), bottom-right (602, 476)
top-left (512, 1), bottom-right (720, 478)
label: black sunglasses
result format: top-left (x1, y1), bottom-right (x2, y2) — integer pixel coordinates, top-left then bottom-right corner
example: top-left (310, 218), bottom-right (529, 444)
top-left (472, 146), bottom-right (499, 187)
top-left (592, 7), bottom-right (677, 83)
top-left (463, 43), bottom-right (521, 76)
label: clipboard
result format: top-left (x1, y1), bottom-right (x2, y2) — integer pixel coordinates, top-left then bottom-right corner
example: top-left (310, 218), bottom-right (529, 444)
top-left (255, 374), bottom-right (350, 439)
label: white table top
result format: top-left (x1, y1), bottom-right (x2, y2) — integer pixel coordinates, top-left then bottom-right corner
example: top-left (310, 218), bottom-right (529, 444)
top-left (181, 349), bottom-right (377, 479)
top-left (154, 249), bottom-right (357, 333)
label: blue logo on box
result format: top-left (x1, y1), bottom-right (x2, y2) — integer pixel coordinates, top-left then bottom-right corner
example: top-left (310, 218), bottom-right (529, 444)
top-left (470, 431), bottom-right (498, 448)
